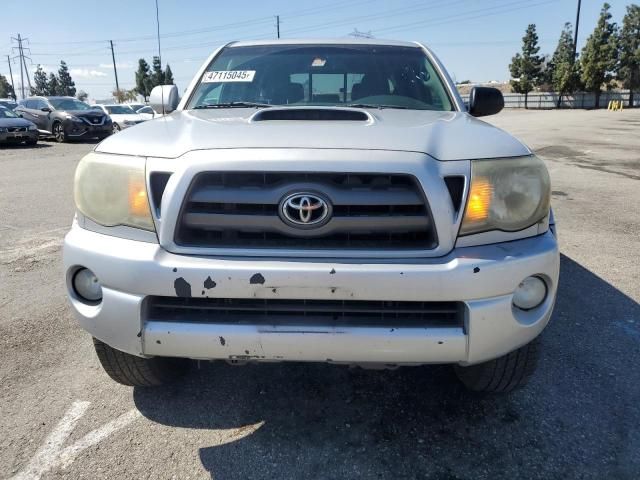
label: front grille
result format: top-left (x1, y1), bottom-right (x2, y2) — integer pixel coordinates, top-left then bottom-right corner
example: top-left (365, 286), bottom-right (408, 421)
top-left (174, 172), bottom-right (437, 250)
top-left (80, 116), bottom-right (106, 126)
top-left (146, 297), bottom-right (463, 328)
top-left (8, 126), bottom-right (27, 132)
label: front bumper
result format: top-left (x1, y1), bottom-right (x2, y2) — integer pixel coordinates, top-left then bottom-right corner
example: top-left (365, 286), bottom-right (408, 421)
top-left (0, 130), bottom-right (38, 143)
top-left (63, 225), bottom-right (559, 365)
top-left (64, 120), bottom-right (112, 138)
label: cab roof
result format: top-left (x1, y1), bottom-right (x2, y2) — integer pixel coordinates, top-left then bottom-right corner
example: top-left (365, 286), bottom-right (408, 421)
top-left (227, 38), bottom-right (422, 48)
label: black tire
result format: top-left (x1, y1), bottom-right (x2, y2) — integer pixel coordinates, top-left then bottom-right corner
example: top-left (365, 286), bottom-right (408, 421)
top-left (92, 337), bottom-right (189, 386)
top-left (454, 338), bottom-right (540, 393)
top-left (27, 139), bottom-right (37, 146)
top-left (53, 122), bottom-right (67, 143)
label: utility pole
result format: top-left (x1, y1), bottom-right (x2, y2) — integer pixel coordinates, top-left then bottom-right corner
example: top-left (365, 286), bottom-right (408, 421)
top-left (276, 15), bottom-right (280, 39)
top-left (572, 0), bottom-right (581, 61)
top-left (10, 34), bottom-right (28, 99)
top-left (110, 40), bottom-right (120, 99)
top-left (18, 35), bottom-right (32, 93)
top-left (155, 0), bottom-right (162, 66)
top-left (6, 55), bottom-right (16, 100)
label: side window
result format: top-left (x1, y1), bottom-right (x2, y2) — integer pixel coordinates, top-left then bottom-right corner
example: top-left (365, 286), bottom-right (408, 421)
top-left (34, 99), bottom-right (48, 110)
top-left (24, 100), bottom-right (36, 109)
top-left (311, 74), bottom-right (344, 103)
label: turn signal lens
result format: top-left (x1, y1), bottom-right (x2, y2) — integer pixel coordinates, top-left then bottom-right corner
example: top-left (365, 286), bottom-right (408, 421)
top-left (129, 176), bottom-right (150, 218)
top-left (464, 177), bottom-right (492, 222)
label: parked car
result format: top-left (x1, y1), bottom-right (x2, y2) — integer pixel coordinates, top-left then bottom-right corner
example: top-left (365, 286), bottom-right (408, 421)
top-left (16, 96), bottom-right (111, 142)
top-left (91, 104), bottom-right (146, 133)
top-left (0, 105), bottom-right (38, 146)
top-left (0, 98), bottom-right (18, 110)
top-left (126, 103), bottom-right (161, 120)
top-left (65, 39), bottom-right (558, 392)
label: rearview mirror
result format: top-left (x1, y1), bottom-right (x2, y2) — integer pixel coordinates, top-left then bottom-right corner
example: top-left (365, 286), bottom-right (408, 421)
top-left (41, 107), bottom-right (51, 112)
top-left (468, 87), bottom-right (504, 117)
top-left (150, 85), bottom-right (179, 115)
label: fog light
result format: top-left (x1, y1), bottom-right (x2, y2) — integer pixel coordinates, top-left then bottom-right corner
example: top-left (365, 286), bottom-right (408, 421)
top-left (72, 268), bottom-right (102, 302)
top-left (513, 276), bottom-right (546, 310)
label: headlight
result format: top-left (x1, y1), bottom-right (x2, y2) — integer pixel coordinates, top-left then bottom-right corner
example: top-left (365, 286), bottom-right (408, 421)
top-left (65, 114), bottom-right (82, 122)
top-left (123, 120), bottom-right (135, 126)
top-left (74, 152), bottom-right (154, 231)
top-left (460, 155), bottom-right (550, 236)
top-left (0, 127), bottom-right (7, 132)
top-left (28, 124), bottom-right (37, 131)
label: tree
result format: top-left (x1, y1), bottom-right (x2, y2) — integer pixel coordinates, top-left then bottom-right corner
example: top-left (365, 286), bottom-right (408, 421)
top-left (509, 24), bottom-right (544, 108)
top-left (581, 3), bottom-right (618, 108)
top-left (112, 89), bottom-right (138, 103)
top-left (47, 73), bottom-right (60, 96)
top-left (151, 56), bottom-right (165, 88)
top-left (32, 65), bottom-right (50, 96)
top-left (0, 74), bottom-right (15, 99)
top-left (550, 23), bottom-right (583, 107)
top-left (164, 64), bottom-right (174, 85)
top-left (57, 61), bottom-right (76, 96)
top-left (617, 4), bottom-right (640, 107)
top-left (134, 58), bottom-right (153, 101)
top-left (76, 90), bottom-right (89, 102)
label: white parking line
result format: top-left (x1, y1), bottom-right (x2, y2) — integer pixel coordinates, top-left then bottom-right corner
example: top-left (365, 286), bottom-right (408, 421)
top-left (11, 401), bottom-right (141, 480)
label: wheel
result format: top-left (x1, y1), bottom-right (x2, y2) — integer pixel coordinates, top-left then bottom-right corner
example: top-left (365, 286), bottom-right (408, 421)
top-left (112, 123), bottom-right (121, 134)
top-left (26, 139), bottom-right (37, 146)
top-left (92, 337), bottom-right (189, 386)
top-left (53, 122), bottom-right (67, 143)
top-left (454, 338), bottom-right (540, 393)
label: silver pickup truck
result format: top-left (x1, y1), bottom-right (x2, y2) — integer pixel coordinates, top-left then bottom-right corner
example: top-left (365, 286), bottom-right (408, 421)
top-left (64, 39), bottom-right (558, 392)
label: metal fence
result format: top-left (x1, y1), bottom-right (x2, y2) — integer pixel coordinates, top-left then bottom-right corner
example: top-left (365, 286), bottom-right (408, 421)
top-left (459, 90), bottom-right (639, 109)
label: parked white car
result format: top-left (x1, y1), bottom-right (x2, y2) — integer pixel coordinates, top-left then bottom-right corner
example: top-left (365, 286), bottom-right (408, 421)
top-left (91, 104), bottom-right (146, 133)
top-left (125, 103), bottom-right (161, 121)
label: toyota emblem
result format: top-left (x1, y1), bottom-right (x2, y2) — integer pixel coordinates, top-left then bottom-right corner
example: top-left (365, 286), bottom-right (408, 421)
top-left (279, 192), bottom-right (331, 228)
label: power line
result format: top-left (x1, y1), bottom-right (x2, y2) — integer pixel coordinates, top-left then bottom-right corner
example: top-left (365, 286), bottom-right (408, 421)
top-left (374, 0), bottom-right (556, 35)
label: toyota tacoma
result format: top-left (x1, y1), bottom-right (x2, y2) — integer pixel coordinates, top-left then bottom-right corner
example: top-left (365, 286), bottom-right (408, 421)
top-left (64, 39), bottom-right (558, 392)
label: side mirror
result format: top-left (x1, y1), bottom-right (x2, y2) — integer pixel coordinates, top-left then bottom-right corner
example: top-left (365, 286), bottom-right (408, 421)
top-left (41, 107), bottom-right (51, 112)
top-left (468, 87), bottom-right (504, 117)
top-left (150, 85), bottom-right (179, 115)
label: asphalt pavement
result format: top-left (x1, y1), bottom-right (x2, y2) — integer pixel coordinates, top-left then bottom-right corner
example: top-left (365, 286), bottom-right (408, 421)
top-left (1, 109), bottom-right (639, 479)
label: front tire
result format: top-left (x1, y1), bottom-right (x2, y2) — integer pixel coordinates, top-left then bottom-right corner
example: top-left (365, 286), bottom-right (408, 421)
top-left (112, 123), bottom-right (121, 134)
top-left (454, 338), bottom-right (540, 393)
top-left (93, 337), bottom-right (189, 386)
top-left (53, 122), bottom-right (67, 143)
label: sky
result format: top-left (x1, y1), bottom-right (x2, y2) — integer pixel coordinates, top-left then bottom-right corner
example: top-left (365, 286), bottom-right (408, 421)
top-left (0, 0), bottom-right (632, 101)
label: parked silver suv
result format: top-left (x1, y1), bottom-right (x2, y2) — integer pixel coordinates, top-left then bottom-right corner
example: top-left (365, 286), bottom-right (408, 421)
top-left (64, 39), bottom-right (558, 392)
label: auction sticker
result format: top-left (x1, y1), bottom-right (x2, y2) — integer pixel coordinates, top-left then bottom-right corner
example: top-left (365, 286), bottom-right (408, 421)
top-left (202, 70), bottom-right (256, 82)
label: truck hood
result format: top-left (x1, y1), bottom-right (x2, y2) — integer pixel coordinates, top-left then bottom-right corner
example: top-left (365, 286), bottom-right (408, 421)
top-left (95, 107), bottom-right (530, 161)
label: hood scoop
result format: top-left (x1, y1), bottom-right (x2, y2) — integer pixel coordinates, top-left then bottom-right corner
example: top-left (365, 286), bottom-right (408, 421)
top-left (250, 107), bottom-right (372, 122)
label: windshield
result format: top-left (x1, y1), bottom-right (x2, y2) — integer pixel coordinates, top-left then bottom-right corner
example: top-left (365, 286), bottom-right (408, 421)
top-left (106, 105), bottom-right (135, 114)
top-left (49, 98), bottom-right (92, 111)
top-left (0, 106), bottom-right (19, 118)
top-left (187, 44), bottom-right (454, 111)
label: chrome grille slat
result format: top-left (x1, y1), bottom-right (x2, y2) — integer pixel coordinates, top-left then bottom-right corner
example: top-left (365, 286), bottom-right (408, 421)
top-left (174, 172), bottom-right (437, 250)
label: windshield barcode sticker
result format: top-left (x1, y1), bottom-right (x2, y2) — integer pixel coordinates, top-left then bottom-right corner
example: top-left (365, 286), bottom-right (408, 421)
top-left (202, 70), bottom-right (256, 83)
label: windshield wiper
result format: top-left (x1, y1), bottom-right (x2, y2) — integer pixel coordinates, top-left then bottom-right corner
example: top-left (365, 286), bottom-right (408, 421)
top-left (345, 103), bottom-right (411, 110)
top-left (193, 102), bottom-right (273, 109)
